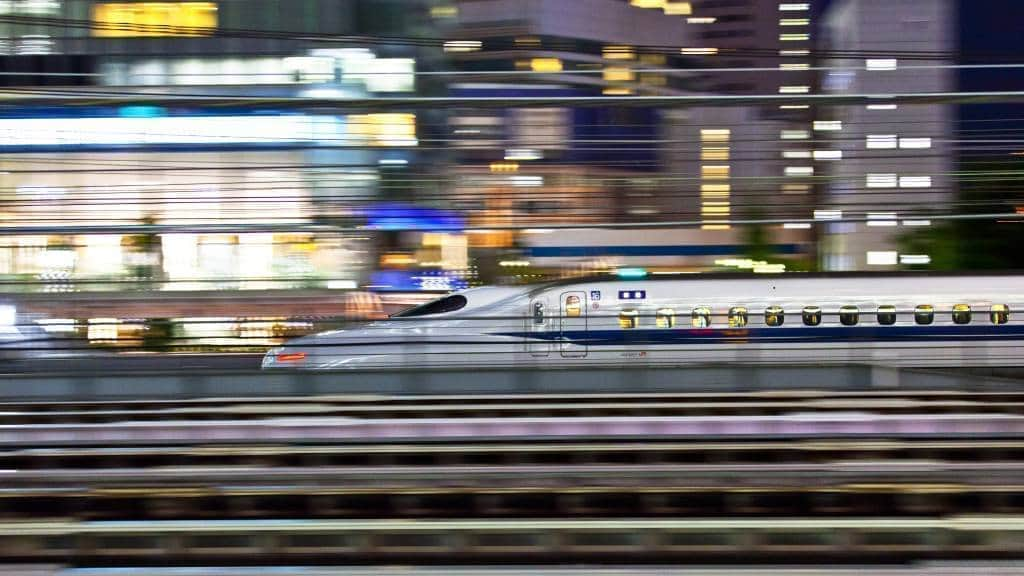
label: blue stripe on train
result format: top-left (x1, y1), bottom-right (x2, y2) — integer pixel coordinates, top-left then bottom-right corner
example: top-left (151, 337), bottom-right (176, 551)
top-left (497, 324), bottom-right (1024, 344)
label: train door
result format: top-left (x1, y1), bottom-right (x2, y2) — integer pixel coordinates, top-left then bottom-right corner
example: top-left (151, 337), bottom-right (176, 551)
top-left (527, 298), bottom-right (551, 357)
top-left (560, 291), bottom-right (587, 358)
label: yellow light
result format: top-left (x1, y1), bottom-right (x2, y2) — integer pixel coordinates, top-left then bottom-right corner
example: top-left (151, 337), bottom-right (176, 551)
top-left (639, 53), bottom-right (667, 65)
top-left (681, 47), bottom-right (718, 55)
top-left (630, 0), bottom-right (666, 7)
top-left (702, 224), bottom-right (730, 230)
top-left (381, 253), bottom-right (416, 266)
top-left (603, 67), bottom-right (635, 82)
top-left (530, 58), bottom-right (563, 72)
top-left (92, 2), bottom-right (218, 37)
top-left (602, 88), bottom-right (634, 95)
top-left (779, 63), bottom-right (810, 70)
top-left (663, 2), bottom-right (692, 15)
top-left (700, 128), bottom-right (730, 142)
top-left (603, 45), bottom-right (636, 60)
top-left (348, 113), bottom-right (417, 147)
top-left (489, 162), bottom-right (519, 173)
top-left (779, 18), bottom-right (810, 25)
top-left (782, 183), bottom-right (811, 194)
top-left (701, 147), bottom-right (730, 161)
top-left (701, 184), bottom-right (731, 197)
top-left (443, 40), bottom-right (482, 53)
top-left (701, 165), bottom-right (730, 179)
top-left (430, 5), bottom-right (458, 18)
top-left (780, 33), bottom-right (811, 41)
top-left (702, 204), bottom-right (731, 215)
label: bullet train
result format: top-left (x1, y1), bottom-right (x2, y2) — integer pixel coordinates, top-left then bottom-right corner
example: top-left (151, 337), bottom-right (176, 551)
top-left (261, 273), bottom-right (1024, 370)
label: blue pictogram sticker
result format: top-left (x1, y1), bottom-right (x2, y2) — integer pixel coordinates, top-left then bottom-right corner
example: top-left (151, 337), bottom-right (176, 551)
top-left (618, 290), bottom-right (646, 300)
top-left (590, 290), bottom-right (601, 301)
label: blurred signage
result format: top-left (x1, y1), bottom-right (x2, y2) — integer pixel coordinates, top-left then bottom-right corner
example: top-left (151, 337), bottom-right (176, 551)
top-left (92, 2), bottom-right (218, 37)
top-left (369, 270), bottom-right (468, 292)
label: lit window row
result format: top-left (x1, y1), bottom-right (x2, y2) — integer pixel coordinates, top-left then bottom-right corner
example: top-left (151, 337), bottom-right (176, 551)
top-left (867, 135), bottom-right (932, 149)
top-left (617, 304), bottom-right (1010, 329)
top-left (865, 174), bottom-right (932, 188)
top-left (700, 128), bottom-right (731, 230)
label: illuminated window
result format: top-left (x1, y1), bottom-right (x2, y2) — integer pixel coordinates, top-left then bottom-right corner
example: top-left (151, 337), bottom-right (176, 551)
top-left (701, 183), bottom-right (730, 197)
top-left (813, 120), bottom-right (842, 131)
top-left (783, 150), bottom-right (811, 159)
top-left (866, 250), bottom-right (898, 265)
top-left (619, 309), bottom-right (639, 329)
top-left (530, 58), bottom-right (563, 72)
top-left (877, 305), bottom-right (897, 326)
top-left (702, 165), bottom-right (730, 179)
top-left (656, 308), bottom-right (676, 328)
top-left (691, 306), bottom-right (711, 328)
top-left (347, 113), bottom-right (417, 147)
top-left (781, 130), bottom-right (809, 140)
top-left (701, 147), bottom-right (730, 161)
top-left (899, 137), bottom-right (931, 149)
top-left (663, 1), bottom-right (692, 15)
top-left (603, 67), bottom-right (635, 82)
top-left (780, 49), bottom-right (810, 56)
top-left (839, 305), bottom-right (859, 326)
top-left (866, 58), bottom-right (898, 70)
top-left (681, 47), bottom-right (718, 55)
top-left (779, 3), bottom-right (810, 10)
top-left (991, 304), bottom-right (1010, 325)
top-left (899, 176), bottom-right (932, 188)
top-left (813, 150), bottom-right (842, 160)
top-left (915, 305), bottom-right (934, 325)
top-left (92, 2), bottom-right (218, 37)
top-left (779, 63), bottom-right (810, 70)
top-left (728, 307), bottom-right (748, 328)
top-left (765, 306), bottom-right (785, 327)
top-left (779, 85), bottom-right (809, 93)
top-left (443, 40), bottom-right (482, 52)
top-left (952, 304), bottom-right (972, 325)
top-left (602, 45), bottom-right (635, 60)
top-left (700, 129), bottom-right (730, 142)
top-left (802, 306), bottom-right (821, 326)
top-left (785, 166), bottom-right (813, 176)
top-left (866, 134), bottom-right (898, 149)
top-left (565, 295), bottom-right (582, 318)
top-left (687, 16), bottom-right (716, 23)
top-left (866, 174), bottom-right (898, 188)
top-left (532, 301), bottom-right (545, 325)
top-left (780, 18), bottom-right (810, 25)
top-left (780, 33), bottom-right (810, 41)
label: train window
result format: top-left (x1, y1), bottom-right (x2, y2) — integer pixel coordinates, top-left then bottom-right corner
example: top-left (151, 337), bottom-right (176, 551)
top-left (914, 305), bottom-right (934, 325)
top-left (619, 309), bottom-right (639, 329)
top-left (839, 306), bottom-right (859, 326)
top-left (952, 304), bottom-right (972, 325)
top-left (991, 304), bottom-right (1010, 325)
top-left (802, 306), bottom-right (821, 326)
top-left (532, 301), bottom-right (545, 325)
top-left (877, 305), bottom-right (897, 326)
top-left (565, 295), bottom-right (582, 318)
top-left (392, 294), bottom-right (468, 317)
top-left (692, 306), bottom-right (711, 328)
top-left (764, 306), bottom-right (784, 327)
top-left (656, 308), bottom-right (676, 328)
top-left (728, 306), bottom-right (748, 328)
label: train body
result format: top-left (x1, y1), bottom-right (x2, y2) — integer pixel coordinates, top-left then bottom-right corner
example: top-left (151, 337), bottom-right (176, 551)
top-left (262, 273), bottom-right (1024, 370)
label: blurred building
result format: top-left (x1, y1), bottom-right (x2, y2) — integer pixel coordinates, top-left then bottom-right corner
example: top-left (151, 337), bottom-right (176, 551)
top-left (0, 0), bottom-right (442, 290)
top-left (819, 0), bottom-right (954, 269)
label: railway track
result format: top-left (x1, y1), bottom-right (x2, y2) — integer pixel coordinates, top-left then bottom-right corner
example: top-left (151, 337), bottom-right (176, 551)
top-left (4, 390), bottom-right (1024, 424)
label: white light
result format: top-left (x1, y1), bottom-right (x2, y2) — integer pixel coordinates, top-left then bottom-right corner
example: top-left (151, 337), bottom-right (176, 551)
top-left (783, 222), bottom-right (812, 229)
top-left (903, 219), bottom-right (932, 226)
top-left (378, 159), bottom-right (408, 165)
top-left (779, 18), bottom-right (810, 26)
top-left (779, 104), bottom-right (810, 109)
top-left (523, 228), bottom-right (554, 234)
top-left (867, 251), bottom-right (898, 265)
top-left (681, 47), bottom-right (718, 55)
top-left (785, 166), bottom-right (813, 176)
top-left (813, 150), bottom-right (842, 160)
top-left (499, 260), bottom-right (531, 267)
top-left (779, 63), bottom-right (810, 70)
top-left (813, 120), bottom-right (842, 131)
top-left (326, 280), bottom-right (358, 289)
top-left (504, 148), bottom-right (542, 161)
top-left (0, 305), bottom-right (15, 328)
top-left (754, 263), bottom-right (787, 274)
top-left (443, 40), bottom-right (482, 53)
top-left (783, 150), bottom-right (811, 159)
top-left (867, 104), bottom-right (898, 110)
top-left (867, 212), bottom-right (898, 227)
top-left (510, 175), bottom-right (543, 187)
top-left (899, 176), bottom-right (932, 188)
top-left (779, 85), bottom-right (810, 93)
top-left (779, 49), bottom-right (810, 56)
top-left (687, 16), bottom-right (716, 23)
top-left (866, 58), bottom-right (898, 70)
top-left (781, 130), bottom-right (809, 140)
top-left (866, 173), bottom-right (898, 188)
top-left (780, 33), bottom-right (810, 41)
top-left (899, 137), bottom-right (932, 149)
top-left (779, 3), bottom-right (810, 10)
top-left (814, 209), bottom-right (842, 220)
top-left (866, 134), bottom-right (898, 149)
top-left (900, 254), bottom-right (931, 265)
